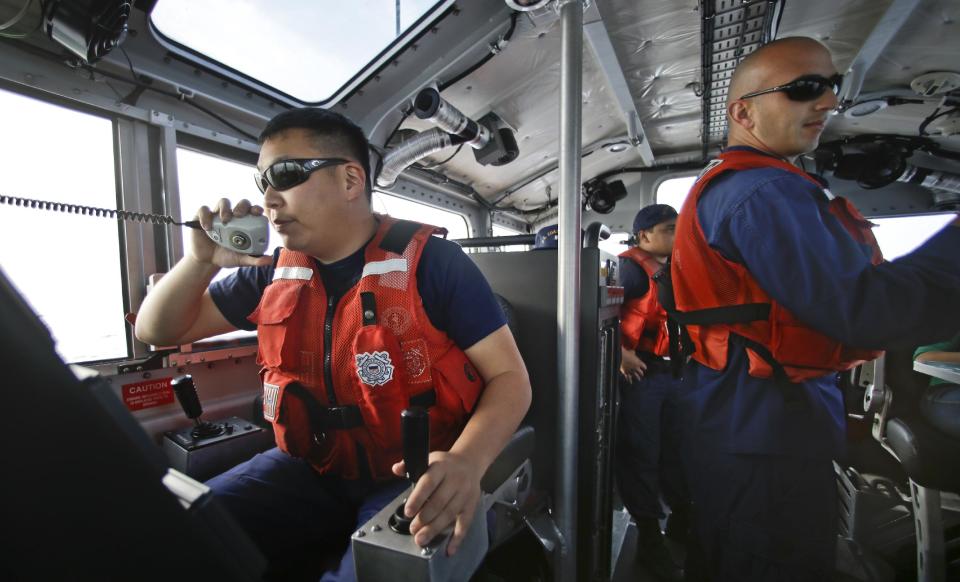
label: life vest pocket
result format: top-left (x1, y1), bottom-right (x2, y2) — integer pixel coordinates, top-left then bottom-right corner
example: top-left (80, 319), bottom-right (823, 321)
top-left (351, 324), bottom-right (408, 459)
top-left (259, 372), bottom-right (316, 459)
top-left (432, 346), bottom-right (483, 416)
top-left (249, 282), bottom-right (306, 369)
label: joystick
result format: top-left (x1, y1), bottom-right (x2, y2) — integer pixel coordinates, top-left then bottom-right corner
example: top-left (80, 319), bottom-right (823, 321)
top-left (170, 375), bottom-right (225, 439)
top-left (389, 407), bottom-right (429, 535)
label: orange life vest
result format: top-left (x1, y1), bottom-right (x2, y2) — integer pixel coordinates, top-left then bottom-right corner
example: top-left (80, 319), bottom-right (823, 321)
top-left (618, 247), bottom-right (670, 357)
top-left (671, 149), bottom-right (884, 383)
top-left (249, 216), bottom-right (484, 479)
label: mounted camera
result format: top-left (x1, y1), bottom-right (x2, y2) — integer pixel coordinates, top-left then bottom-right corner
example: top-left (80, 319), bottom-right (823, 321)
top-left (816, 135), bottom-right (960, 209)
top-left (582, 178), bottom-right (627, 214)
top-left (43, 0), bottom-right (131, 64)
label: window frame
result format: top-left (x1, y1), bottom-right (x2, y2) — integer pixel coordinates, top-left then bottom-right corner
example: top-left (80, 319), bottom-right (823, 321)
top-left (147, 0), bottom-right (456, 106)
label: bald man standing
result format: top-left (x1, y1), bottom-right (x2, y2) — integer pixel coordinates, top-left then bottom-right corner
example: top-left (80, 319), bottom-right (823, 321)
top-left (668, 37), bottom-right (960, 580)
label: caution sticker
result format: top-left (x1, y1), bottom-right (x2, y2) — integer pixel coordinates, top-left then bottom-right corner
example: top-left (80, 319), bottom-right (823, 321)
top-left (121, 377), bottom-right (175, 411)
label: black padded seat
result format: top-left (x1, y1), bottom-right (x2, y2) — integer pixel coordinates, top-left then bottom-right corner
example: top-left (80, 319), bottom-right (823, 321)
top-left (481, 425), bottom-right (535, 493)
top-left (885, 416), bottom-right (960, 492)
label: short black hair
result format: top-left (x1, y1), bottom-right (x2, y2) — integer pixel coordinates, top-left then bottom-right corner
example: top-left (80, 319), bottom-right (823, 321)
top-left (259, 108), bottom-right (372, 199)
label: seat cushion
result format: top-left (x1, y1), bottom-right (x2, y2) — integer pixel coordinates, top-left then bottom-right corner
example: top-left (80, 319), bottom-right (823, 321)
top-left (885, 416), bottom-right (960, 491)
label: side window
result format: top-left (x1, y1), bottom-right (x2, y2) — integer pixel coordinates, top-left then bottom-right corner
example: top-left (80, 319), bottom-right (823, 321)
top-left (175, 148), bottom-right (281, 284)
top-left (656, 176), bottom-right (697, 210)
top-left (492, 224), bottom-right (530, 252)
top-left (870, 214), bottom-right (956, 260)
top-left (372, 192), bottom-right (469, 239)
top-left (175, 148), bottom-right (281, 342)
top-left (0, 89), bottom-right (126, 363)
top-left (598, 231), bottom-right (630, 258)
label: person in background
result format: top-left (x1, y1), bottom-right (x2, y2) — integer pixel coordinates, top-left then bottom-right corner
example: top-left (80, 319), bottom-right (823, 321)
top-left (616, 204), bottom-right (688, 582)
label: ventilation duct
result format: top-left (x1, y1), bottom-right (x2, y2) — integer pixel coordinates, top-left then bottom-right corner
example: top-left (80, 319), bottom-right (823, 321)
top-left (376, 129), bottom-right (464, 188)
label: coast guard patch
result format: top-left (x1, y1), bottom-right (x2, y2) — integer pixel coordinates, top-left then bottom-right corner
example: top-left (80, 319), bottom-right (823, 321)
top-left (356, 351), bottom-right (395, 387)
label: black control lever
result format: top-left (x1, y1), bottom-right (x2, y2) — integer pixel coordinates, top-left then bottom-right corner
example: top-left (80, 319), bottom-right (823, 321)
top-left (390, 407), bottom-right (430, 535)
top-left (402, 406), bottom-right (430, 482)
top-left (170, 375), bottom-right (224, 439)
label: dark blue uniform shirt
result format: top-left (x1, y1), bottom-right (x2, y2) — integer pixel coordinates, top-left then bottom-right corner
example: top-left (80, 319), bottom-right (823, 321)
top-left (209, 235), bottom-right (507, 351)
top-left (619, 257), bottom-right (650, 302)
top-left (686, 146), bottom-right (960, 459)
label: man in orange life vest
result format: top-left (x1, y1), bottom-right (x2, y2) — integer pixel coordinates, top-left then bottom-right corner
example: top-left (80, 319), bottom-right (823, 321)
top-left (669, 37), bottom-right (960, 581)
top-left (135, 108), bottom-right (532, 581)
top-left (617, 204), bottom-right (687, 581)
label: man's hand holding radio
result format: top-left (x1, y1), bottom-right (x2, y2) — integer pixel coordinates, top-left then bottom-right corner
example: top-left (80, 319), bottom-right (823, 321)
top-left (191, 198), bottom-right (272, 268)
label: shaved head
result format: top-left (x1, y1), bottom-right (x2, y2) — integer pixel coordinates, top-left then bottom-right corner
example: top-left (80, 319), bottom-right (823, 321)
top-left (727, 37), bottom-right (832, 107)
top-left (725, 37), bottom-right (839, 160)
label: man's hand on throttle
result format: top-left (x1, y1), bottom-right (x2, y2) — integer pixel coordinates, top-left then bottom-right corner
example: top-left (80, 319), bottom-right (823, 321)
top-left (391, 451), bottom-right (482, 556)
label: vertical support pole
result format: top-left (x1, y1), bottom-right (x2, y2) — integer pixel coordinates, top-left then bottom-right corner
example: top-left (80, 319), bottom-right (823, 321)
top-left (556, 1), bottom-right (584, 581)
top-left (911, 480), bottom-right (945, 582)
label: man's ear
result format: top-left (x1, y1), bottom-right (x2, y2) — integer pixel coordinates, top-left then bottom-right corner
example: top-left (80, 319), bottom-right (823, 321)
top-left (728, 100), bottom-right (754, 130)
top-left (344, 164), bottom-right (366, 200)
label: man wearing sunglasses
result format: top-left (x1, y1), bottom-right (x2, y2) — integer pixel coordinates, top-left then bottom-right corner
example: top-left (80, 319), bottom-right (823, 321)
top-left (666, 37), bottom-right (960, 581)
top-left (136, 108), bottom-right (531, 581)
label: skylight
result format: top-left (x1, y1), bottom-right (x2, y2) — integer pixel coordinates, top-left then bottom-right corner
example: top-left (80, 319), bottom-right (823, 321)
top-left (151, 0), bottom-right (444, 103)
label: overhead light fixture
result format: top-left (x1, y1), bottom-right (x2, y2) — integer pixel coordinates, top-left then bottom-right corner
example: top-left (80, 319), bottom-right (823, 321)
top-left (910, 71), bottom-right (960, 97)
top-left (504, 0), bottom-right (552, 12)
top-left (583, 179), bottom-right (627, 214)
top-left (43, 0), bottom-right (131, 64)
top-left (844, 99), bottom-right (888, 118)
top-left (605, 141), bottom-right (630, 153)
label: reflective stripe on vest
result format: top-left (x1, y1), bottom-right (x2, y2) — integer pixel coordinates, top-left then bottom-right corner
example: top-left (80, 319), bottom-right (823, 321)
top-left (671, 149), bottom-right (884, 382)
top-left (273, 266), bottom-right (313, 281)
top-left (618, 247), bottom-right (670, 357)
top-left (248, 215), bottom-right (483, 480)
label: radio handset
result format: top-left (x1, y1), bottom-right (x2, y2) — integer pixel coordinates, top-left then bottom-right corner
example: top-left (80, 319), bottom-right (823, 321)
top-left (183, 214), bottom-right (270, 257)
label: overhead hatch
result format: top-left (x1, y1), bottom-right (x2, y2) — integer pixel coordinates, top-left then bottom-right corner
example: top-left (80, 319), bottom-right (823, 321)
top-left (150, 0), bottom-right (448, 104)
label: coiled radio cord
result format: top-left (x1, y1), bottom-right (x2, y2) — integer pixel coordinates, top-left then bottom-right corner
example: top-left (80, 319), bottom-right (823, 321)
top-left (0, 194), bottom-right (201, 228)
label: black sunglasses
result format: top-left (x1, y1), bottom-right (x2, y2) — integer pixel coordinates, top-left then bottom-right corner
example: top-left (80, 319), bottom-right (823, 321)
top-left (739, 74), bottom-right (843, 102)
top-left (254, 158), bottom-right (349, 194)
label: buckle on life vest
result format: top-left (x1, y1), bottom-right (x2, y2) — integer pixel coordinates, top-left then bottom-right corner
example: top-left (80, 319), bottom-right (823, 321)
top-left (284, 383), bottom-right (365, 443)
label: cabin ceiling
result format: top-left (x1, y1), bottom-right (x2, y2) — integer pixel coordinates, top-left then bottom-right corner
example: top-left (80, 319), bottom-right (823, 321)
top-left (402, 0), bottom-right (960, 213)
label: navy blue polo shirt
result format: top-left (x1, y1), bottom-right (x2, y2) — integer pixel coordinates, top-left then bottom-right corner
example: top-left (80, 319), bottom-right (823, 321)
top-left (683, 146), bottom-right (960, 459)
top-left (209, 235), bottom-right (507, 351)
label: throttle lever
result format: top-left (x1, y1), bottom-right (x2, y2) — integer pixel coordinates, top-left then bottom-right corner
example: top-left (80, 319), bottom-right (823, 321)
top-left (170, 375), bottom-right (224, 439)
top-left (402, 406), bottom-right (430, 483)
top-left (390, 406), bottom-right (430, 535)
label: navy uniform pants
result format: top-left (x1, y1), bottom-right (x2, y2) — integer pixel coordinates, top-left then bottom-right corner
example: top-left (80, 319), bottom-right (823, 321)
top-left (207, 447), bottom-right (409, 582)
top-left (682, 446), bottom-right (838, 582)
top-left (615, 367), bottom-right (688, 520)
